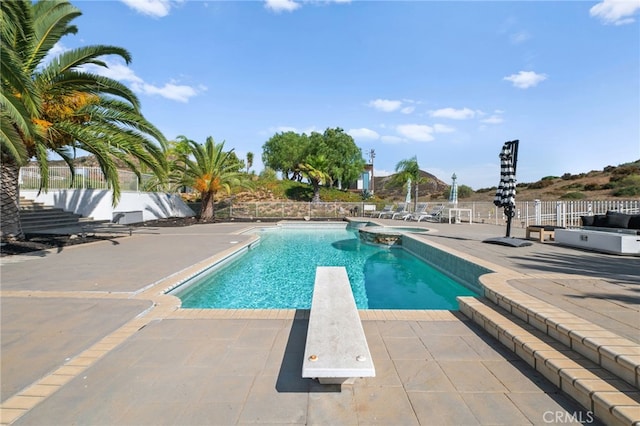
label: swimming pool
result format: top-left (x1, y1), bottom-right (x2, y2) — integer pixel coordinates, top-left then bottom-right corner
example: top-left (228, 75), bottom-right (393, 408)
top-left (174, 225), bottom-right (479, 310)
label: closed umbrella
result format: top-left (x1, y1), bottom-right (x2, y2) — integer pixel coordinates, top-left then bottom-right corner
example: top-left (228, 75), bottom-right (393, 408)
top-left (493, 144), bottom-right (516, 215)
top-left (405, 177), bottom-right (412, 206)
top-left (484, 140), bottom-right (532, 247)
top-left (449, 173), bottom-right (458, 206)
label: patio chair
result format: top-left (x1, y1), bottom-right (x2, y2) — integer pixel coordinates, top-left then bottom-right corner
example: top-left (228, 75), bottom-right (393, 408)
top-left (379, 203), bottom-right (407, 219)
top-left (415, 204), bottom-right (445, 222)
top-left (374, 204), bottom-right (394, 218)
top-left (391, 203), bottom-right (410, 219)
top-left (403, 202), bottom-right (428, 221)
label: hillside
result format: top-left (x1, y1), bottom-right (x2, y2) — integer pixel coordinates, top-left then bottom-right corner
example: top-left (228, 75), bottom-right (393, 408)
top-left (370, 160), bottom-right (640, 202)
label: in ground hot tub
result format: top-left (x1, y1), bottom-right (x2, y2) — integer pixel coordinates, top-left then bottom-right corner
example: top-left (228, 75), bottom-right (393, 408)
top-left (358, 226), bottom-right (428, 247)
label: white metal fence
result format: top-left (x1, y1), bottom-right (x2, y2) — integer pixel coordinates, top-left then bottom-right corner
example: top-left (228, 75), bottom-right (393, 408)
top-left (19, 166), bottom-right (638, 227)
top-left (19, 166), bottom-right (155, 192)
top-left (221, 200), bottom-right (640, 228)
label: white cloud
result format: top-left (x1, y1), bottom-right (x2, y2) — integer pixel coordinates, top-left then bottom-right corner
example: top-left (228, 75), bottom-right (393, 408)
top-left (481, 115), bottom-right (504, 124)
top-left (590, 0), bottom-right (640, 25)
top-left (380, 135), bottom-right (404, 144)
top-left (503, 71), bottom-right (547, 89)
top-left (84, 61), bottom-right (143, 84)
top-left (400, 106), bottom-right (415, 114)
top-left (368, 99), bottom-right (403, 112)
top-left (83, 59), bottom-right (201, 103)
top-left (265, 0), bottom-right (301, 13)
top-left (396, 124), bottom-right (434, 142)
top-left (132, 82), bottom-right (198, 103)
top-left (510, 31), bottom-right (531, 44)
top-left (429, 107), bottom-right (476, 120)
top-left (433, 124), bottom-right (455, 133)
top-left (120, 0), bottom-right (174, 17)
top-left (347, 128), bottom-right (380, 140)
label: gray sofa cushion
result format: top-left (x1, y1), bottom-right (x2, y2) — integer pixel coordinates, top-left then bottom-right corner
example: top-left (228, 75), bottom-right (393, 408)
top-left (628, 215), bottom-right (640, 230)
top-left (605, 211), bottom-right (631, 229)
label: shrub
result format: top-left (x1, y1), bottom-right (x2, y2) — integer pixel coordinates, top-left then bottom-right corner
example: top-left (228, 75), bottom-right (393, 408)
top-left (560, 192), bottom-right (586, 199)
top-left (528, 179), bottom-right (555, 189)
top-left (611, 174), bottom-right (640, 197)
top-left (583, 183), bottom-right (600, 191)
top-left (613, 186), bottom-right (640, 197)
top-left (475, 186), bottom-right (496, 193)
top-left (561, 183), bottom-right (584, 190)
top-left (611, 165), bottom-right (640, 181)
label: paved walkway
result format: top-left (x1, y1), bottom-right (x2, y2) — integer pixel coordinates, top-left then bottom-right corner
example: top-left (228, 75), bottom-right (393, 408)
top-left (1, 219), bottom-right (637, 425)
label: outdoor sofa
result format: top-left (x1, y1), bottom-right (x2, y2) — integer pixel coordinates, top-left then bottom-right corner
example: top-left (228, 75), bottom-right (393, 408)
top-left (554, 211), bottom-right (640, 256)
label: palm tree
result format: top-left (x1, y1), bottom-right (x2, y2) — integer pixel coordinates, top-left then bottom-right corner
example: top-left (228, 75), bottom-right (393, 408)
top-left (1, 0), bottom-right (167, 240)
top-left (170, 136), bottom-right (251, 222)
top-left (393, 156), bottom-right (428, 211)
top-left (246, 152), bottom-right (253, 174)
top-left (299, 154), bottom-right (332, 203)
top-left (1, 0), bottom-right (42, 238)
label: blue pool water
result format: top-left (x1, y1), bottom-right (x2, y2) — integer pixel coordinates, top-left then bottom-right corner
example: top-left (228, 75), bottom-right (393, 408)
top-left (176, 226), bottom-right (478, 310)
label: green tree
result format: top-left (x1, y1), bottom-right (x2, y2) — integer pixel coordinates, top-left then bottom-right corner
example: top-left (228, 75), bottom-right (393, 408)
top-left (318, 127), bottom-right (364, 189)
top-left (1, 0), bottom-right (166, 239)
top-left (262, 131), bottom-right (309, 180)
top-left (444, 184), bottom-right (474, 199)
top-left (170, 136), bottom-right (251, 221)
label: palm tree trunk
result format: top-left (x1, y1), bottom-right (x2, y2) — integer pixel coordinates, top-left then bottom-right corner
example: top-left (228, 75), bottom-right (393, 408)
top-left (1, 159), bottom-right (24, 240)
top-left (312, 181), bottom-right (321, 203)
top-left (199, 191), bottom-right (216, 222)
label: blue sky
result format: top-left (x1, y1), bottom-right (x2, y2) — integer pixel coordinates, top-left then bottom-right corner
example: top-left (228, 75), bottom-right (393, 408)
top-left (61, 0), bottom-right (639, 189)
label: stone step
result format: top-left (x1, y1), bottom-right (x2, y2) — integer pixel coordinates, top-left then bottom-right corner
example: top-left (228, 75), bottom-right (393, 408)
top-left (458, 297), bottom-right (640, 426)
top-left (18, 198), bottom-right (103, 233)
top-left (480, 285), bottom-right (640, 389)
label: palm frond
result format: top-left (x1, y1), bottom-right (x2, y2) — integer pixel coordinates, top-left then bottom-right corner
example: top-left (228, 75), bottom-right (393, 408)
top-left (27, 0), bottom-right (80, 72)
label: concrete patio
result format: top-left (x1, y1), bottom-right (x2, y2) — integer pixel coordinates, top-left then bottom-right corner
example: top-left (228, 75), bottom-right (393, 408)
top-left (1, 219), bottom-right (638, 425)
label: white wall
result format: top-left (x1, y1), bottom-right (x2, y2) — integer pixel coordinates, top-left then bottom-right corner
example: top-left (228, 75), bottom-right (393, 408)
top-left (21, 189), bottom-right (194, 222)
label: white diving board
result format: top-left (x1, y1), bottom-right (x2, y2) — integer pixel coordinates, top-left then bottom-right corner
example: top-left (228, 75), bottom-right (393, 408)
top-left (302, 267), bottom-right (375, 386)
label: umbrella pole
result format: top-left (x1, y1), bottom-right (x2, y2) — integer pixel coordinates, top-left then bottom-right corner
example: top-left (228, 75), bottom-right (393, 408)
top-left (505, 206), bottom-right (514, 237)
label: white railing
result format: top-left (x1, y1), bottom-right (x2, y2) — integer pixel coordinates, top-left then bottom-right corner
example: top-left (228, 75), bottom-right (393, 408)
top-left (222, 199), bottom-right (640, 228)
top-left (19, 167), bottom-right (638, 226)
top-left (18, 166), bottom-right (155, 192)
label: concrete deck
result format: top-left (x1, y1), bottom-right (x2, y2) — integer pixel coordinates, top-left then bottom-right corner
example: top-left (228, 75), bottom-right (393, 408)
top-left (1, 219), bottom-right (638, 425)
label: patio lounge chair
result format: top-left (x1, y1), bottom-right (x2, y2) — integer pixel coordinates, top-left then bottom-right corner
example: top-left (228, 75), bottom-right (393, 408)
top-left (403, 202), bottom-right (428, 221)
top-left (391, 203), bottom-right (410, 219)
top-left (415, 204), bottom-right (445, 222)
top-left (380, 203), bottom-right (406, 219)
top-left (374, 204), bottom-right (394, 218)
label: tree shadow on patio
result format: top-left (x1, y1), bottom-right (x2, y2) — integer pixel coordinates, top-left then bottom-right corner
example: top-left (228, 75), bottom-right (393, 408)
top-left (509, 251), bottom-right (640, 285)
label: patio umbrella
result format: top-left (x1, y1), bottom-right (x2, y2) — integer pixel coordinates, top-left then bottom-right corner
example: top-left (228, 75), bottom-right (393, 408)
top-left (449, 173), bottom-right (458, 206)
top-left (484, 140), bottom-right (532, 247)
top-left (405, 177), bottom-right (412, 207)
top-left (493, 143), bottom-right (516, 215)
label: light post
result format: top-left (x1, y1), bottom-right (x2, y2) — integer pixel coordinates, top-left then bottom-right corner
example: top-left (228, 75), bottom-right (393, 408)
top-left (368, 149), bottom-right (376, 194)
